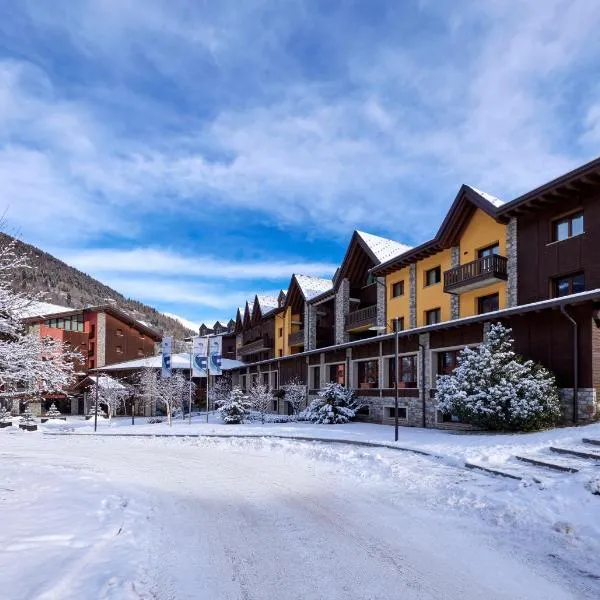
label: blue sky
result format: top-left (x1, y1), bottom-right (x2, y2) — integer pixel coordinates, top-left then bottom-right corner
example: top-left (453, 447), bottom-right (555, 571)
top-left (2, 1), bottom-right (600, 327)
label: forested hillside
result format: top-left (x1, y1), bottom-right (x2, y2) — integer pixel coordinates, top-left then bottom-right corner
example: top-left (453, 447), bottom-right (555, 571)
top-left (2, 233), bottom-right (194, 339)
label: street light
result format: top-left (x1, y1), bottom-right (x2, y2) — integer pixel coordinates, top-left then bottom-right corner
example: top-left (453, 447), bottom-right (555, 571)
top-left (369, 318), bottom-right (399, 442)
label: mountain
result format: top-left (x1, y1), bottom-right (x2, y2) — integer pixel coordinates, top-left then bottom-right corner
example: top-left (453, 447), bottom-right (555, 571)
top-left (2, 233), bottom-right (196, 339)
top-left (162, 312), bottom-right (201, 333)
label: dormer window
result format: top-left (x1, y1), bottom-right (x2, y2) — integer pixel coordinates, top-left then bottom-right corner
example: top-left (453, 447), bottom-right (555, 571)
top-left (553, 212), bottom-right (584, 242)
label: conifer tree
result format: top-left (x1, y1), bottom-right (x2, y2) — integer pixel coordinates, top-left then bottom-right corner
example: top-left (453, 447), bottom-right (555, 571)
top-left (217, 386), bottom-right (250, 424)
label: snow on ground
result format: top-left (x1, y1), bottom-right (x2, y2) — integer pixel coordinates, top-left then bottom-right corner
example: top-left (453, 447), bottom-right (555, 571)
top-left (1, 420), bottom-right (600, 599)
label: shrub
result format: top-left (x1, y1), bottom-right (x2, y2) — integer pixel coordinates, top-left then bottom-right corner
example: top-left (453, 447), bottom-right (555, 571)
top-left (300, 383), bottom-right (361, 424)
top-left (436, 322), bottom-right (561, 431)
top-left (217, 386), bottom-right (251, 424)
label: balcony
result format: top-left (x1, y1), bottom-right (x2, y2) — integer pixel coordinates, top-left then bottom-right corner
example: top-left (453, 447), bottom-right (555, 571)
top-left (237, 335), bottom-right (273, 357)
top-left (242, 325), bottom-right (262, 345)
top-left (444, 255), bottom-right (508, 294)
top-left (345, 304), bottom-right (378, 332)
top-left (288, 329), bottom-right (305, 347)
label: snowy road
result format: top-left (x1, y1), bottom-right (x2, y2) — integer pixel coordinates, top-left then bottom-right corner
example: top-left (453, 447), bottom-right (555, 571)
top-left (1, 433), bottom-right (596, 599)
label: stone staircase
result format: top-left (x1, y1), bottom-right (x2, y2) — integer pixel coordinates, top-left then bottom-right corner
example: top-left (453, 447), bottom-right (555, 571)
top-left (466, 437), bottom-right (600, 484)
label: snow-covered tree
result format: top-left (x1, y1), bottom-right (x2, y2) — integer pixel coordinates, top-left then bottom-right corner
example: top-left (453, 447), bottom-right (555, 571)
top-left (138, 370), bottom-right (188, 426)
top-left (281, 378), bottom-right (307, 418)
top-left (436, 322), bottom-right (561, 431)
top-left (46, 403), bottom-right (62, 419)
top-left (19, 406), bottom-right (37, 428)
top-left (301, 383), bottom-right (361, 424)
top-left (209, 375), bottom-right (232, 412)
top-left (247, 382), bottom-right (274, 424)
top-left (95, 376), bottom-right (130, 421)
top-left (217, 386), bottom-right (250, 424)
top-left (0, 405), bottom-right (12, 422)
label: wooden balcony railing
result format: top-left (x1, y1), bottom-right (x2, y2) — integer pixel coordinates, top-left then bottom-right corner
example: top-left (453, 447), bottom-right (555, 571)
top-left (288, 330), bottom-right (305, 347)
top-left (237, 335), bottom-right (273, 356)
top-left (345, 304), bottom-right (378, 331)
top-left (444, 255), bottom-right (508, 294)
top-left (242, 325), bottom-right (262, 344)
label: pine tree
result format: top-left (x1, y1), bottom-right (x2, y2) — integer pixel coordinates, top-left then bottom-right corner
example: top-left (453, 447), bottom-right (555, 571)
top-left (46, 403), bottom-right (62, 419)
top-left (436, 322), bottom-right (561, 431)
top-left (20, 406), bottom-right (37, 428)
top-left (302, 383), bottom-right (361, 424)
top-left (217, 386), bottom-right (250, 424)
top-left (0, 405), bottom-right (12, 422)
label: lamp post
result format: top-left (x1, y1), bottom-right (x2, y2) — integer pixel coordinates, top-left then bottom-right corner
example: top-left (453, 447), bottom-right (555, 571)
top-left (368, 318), bottom-right (399, 442)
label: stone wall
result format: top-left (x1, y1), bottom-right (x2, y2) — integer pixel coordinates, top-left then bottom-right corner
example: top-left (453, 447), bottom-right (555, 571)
top-left (506, 217), bottom-right (518, 308)
top-left (376, 277), bottom-right (386, 328)
top-left (96, 311), bottom-right (106, 368)
top-left (450, 246), bottom-right (460, 319)
top-left (304, 304), bottom-right (317, 350)
top-left (559, 388), bottom-right (599, 424)
top-left (409, 264), bottom-right (417, 328)
top-left (334, 278), bottom-right (350, 345)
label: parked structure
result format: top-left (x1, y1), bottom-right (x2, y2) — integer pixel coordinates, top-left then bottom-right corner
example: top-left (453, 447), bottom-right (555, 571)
top-left (227, 157), bottom-right (600, 428)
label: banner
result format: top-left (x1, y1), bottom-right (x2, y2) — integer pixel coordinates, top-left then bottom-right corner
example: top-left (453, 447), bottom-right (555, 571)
top-left (161, 337), bottom-right (172, 378)
top-left (209, 336), bottom-right (223, 376)
top-left (192, 336), bottom-right (208, 378)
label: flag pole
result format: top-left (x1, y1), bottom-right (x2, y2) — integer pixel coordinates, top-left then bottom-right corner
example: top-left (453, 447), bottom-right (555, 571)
top-left (206, 334), bottom-right (210, 423)
top-left (189, 340), bottom-right (193, 425)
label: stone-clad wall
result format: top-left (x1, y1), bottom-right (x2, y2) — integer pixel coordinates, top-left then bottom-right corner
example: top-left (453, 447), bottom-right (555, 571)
top-left (450, 246), bottom-right (460, 319)
top-left (334, 278), bottom-right (350, 345)
top-left (506, 217), bottom-right (518, 308)
top-left (409, 264), bottom-right (417, 328)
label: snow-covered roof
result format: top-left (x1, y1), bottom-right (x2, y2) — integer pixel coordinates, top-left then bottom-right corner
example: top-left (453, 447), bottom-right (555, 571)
top-left (91, 374), bottom-right (128, 390)
top-left (256, 295), bottom-right (279, 316)
top-left (356, 231), bottom-right (413, 264)
top-left (19, 301), bottom-right (73, 319)
top-left (295, 274), bottom-right (333, 301)
top-left (97, 353), bottom-right (244, 374)
top-left (467, 186), bottom-right (505, 208)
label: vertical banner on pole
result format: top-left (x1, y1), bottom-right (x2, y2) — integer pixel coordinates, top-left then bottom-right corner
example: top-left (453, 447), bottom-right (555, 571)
top-left (192, 336), bottom-right (208, 378)
top-left (209, 336), bottom-right (223, 375)
top-left (161, 337), bottom-right (172, 378)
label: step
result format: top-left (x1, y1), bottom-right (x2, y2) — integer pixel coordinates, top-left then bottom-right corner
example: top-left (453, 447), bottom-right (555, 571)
top-left (515, 455), bottom-right (579, 473)
top-left (549, 446), bottom-right (600, 461)
top-left (464, 462), bottom-right (523, 480)
top-left (582, 438), bottom-right (600, 447)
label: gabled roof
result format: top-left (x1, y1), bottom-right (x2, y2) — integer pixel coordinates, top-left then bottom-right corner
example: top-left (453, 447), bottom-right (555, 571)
top-left (283, 274), bottom-right (333, 312)
top-left (371, 185), bottom-right (505, 276)
top-left (356, 231), bottom-right (413, 264)
top-left (255, 294), bottom-right (280, 317)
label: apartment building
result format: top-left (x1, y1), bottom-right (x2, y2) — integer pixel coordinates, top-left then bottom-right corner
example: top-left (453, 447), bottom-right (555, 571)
top-left (228, 156), bottom-right (600, 428)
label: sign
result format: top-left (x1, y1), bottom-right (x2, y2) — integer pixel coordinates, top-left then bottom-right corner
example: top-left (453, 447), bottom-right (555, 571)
top-left (192, 336), bottom-right (208, 378)
top-left (161, 337), bottom-right (172, 378)
top-left (209, 336), bottom-right (223, 375)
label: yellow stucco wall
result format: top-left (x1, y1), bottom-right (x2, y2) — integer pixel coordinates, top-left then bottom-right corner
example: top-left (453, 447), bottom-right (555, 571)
top-left (415, 249), bottom-right (452, 327)
top-left (458, 209), bottom-right (507, 318)
top-left (386, 267), bottom-right (410, 332)
top-left (274, 308), bottom-right (286, 357)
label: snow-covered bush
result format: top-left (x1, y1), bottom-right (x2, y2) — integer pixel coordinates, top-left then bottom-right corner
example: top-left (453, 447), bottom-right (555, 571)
top-left (436, 323), bottom-right (561, 431)
top-left (88, 401), bottom-right (107, 419)
top-left (46, 403), bottom-right (62, 419)
top-left (281, 378), bottom-right (307, 419)
top-left (247, 382), bottom-right (274, 424)
top-left (20, 406), bottom-right (37, 427)
top-left (585, 477), bottom-right (600, 496)
top-left (217, 386), bottom-right (250, 424)
top-left (301, 383), bottom-right (361, 425)
top-left (147, 417), bottom-right (163, 424)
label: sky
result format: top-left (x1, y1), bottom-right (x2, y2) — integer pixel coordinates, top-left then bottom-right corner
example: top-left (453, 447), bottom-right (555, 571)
top-left (2, 0), bottom-right (600, 326)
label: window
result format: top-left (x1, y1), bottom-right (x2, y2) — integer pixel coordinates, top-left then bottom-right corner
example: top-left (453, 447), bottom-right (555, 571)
top-left (329, 363), bottom-right (346, 385)
top-left (356, 360), bottom-right (378, 389)
top-left (90, 324), bottom-right (96, 339)
top-left (278, 327), bottom-right (283, 338)
top-left (278, 349), bottom-right (283, 357)
top-left (385, 406), bottom-right (407, 419)
top-left (272, 371), bottom-right (278, 390)
top-left (115, 345), bottom-right (123, 354)
top-left (262, 372), bottom-right (269, 387)
top-left (553, 272), bottom-right (585, 297)
top-left (137, 348), bottom-right (144, 357)
top-left (272, 399), bottom-right (278, 412)
top-left (477, 244), bottom-right (500, 258)
top-left (425, 308), bottom-right (441, 325)
top-left (392, 317), bottom-right (405, 332)
top-left (553, 212), bottom-right (584, 242)
top-left (388, 355), bottom-right (417, 388)
top-left (437, 350), bottom-right (460, 376)
top-left (89, 342), bottom-right (95, 356)
top-left (392, 281), bottom-right (405, 298)
top-left (116, 328), bottom-right (123, 337)
top-left (477, 293), bottom-right (499, 314)
top-left (310, 366), bottom-right (321, 389)
top-left (425, 266), bottom-right (441, 286)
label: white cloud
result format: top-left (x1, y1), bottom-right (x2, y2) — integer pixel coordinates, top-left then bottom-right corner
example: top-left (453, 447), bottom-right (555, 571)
top-left (59, 247), bottom-right (336, 280)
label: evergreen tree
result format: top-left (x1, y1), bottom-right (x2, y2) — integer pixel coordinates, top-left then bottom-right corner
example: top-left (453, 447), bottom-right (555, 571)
top-left (0, 405), bottom-right (12, 422)
top-left (46, 403), bottom-right (62, 419)
top-left (302, 383), bottom-right (361, 424)
top-left (20, 406), bottom-right (37, 427)
top-left (217, 386), bottom-right (250, 424)
top-left (436, 322), bottom-right (561, 431)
